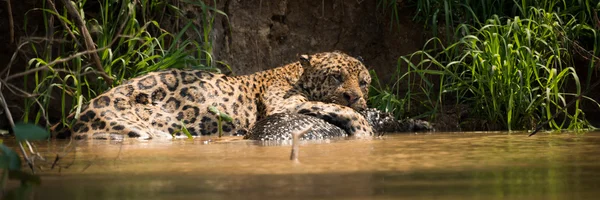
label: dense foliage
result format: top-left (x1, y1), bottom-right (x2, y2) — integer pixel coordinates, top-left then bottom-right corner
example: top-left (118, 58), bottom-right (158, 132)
top-left (21, 0), bottom-right (225, 128)
top-left (6, 0), bottom-right (599, 132)
top-left (372, 0), bottom-right (600, 131)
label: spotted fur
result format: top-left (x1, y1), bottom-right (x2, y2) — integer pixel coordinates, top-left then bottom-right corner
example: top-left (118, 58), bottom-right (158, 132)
top-left (51, 51), bottom-right (373, 140)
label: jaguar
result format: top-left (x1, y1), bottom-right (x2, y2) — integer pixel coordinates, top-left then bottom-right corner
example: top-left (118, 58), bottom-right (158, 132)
top-left (52, 51), bottom-right (374, 140)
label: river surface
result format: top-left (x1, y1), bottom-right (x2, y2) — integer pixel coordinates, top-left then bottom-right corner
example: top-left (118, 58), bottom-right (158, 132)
top-left (4, 131), bottom-right (600, 200)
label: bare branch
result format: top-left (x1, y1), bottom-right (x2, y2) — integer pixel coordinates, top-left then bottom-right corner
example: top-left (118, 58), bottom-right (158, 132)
top-left (1, 41), bottom-right (30, 78)
top-left (45, 0), bottom-right (81, 47)
top-left (5, 0), bottom-right (14, 43)
top-left (0, 82), bottom-right (35, 172)
top-left (4, 46), bottom-right (111, 81)
top-left (290, 126), bottom-right (313, 163)
top-left (59, 0), bottom-right (113, 85)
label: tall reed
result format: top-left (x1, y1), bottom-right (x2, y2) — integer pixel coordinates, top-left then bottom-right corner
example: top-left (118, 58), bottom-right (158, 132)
top-left (20, 0), bottom-right (227, 127)
top-left (374, 7), bottom-right (599, 131)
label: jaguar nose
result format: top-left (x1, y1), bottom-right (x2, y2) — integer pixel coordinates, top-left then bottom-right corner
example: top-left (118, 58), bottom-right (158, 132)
top-left (343, 92), bottom-right (359, 104)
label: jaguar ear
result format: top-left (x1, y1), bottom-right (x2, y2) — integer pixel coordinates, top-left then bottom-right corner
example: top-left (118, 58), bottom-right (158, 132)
top-left (355, 56), bottom-right (364, 63)
top-left (299, 54), bottom-right (311, 68)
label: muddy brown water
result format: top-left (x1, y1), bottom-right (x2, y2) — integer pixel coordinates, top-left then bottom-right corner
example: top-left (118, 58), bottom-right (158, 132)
top-left (4, 131), bottom-right (600, 200)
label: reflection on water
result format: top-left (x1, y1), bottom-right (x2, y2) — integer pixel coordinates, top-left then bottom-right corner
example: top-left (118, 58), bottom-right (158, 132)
top-left (5, 131), bottom-right (600, 200)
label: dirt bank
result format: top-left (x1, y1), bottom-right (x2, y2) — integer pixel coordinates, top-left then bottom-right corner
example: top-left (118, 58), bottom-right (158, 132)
top-left (210, 0), bottom-right (426, 83)
top-left (0, 0), bottom-right (427, 128)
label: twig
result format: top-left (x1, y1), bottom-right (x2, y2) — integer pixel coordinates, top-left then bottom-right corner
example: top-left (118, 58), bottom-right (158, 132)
top-left (4, 45), bottom-right (112, 81)
top-left (0, 82), bottom-right (51, 129)
top-left (6, 0), bottom-right (14, 43)
top-left (594, 7), bottom-right (600, 30)
top-left (0, 82), bottom-right (35, 173)
top-left (0, 79), bottom-right (40, 98)
top-left (50, 155), bottom-right (60, 169)
top-left (46, 0), bottom-right (81, 47)
top-left (529, 77), bottom-right (600, 136)
top-left (0, 37), bottom-right (61, 79)
top-left (0, 79), bottom-right (51, 125)
top-left (3, 31), bottom-right (122, 81)
top-left (59, 0), bottom-right (113, 85)
top-left (290, 125), bottom-right (313, 163)
top-left (51, 139), bottom-right (78, 170)
top-left (0, 41), bottom-right (29, 78)
top-left (569, 38), bottom-right (600, 64)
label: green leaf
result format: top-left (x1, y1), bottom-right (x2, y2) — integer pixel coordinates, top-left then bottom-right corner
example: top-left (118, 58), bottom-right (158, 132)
top-left (13, 123), bottom-right (49, 141)
top-left (208, 106), bottom-right (233, 122)
top-left (180, 121), bottom-right (194, 139)
top-left (0, 144), bottom-right (21, 171)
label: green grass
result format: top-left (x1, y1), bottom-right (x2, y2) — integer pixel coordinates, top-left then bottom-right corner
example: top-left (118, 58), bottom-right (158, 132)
top-left (19, 0), bottom-right (227, 128)
top-left (12, 0), bottom-right (600, 133)
top-left (371, 4), bottom-right (600, 131)
top-left (404, 0), bottom-right (599, 41)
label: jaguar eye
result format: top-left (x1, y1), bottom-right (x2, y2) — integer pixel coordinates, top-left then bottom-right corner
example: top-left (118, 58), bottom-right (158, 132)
top-left (359, 80), bottom-right (368, 87)
top-left (330, 74), bottom-right (343, 83)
